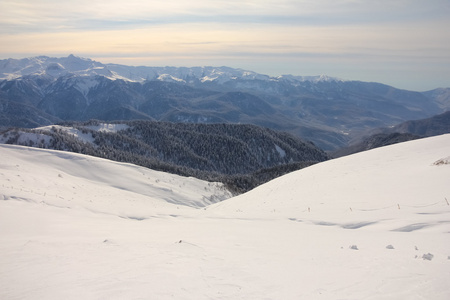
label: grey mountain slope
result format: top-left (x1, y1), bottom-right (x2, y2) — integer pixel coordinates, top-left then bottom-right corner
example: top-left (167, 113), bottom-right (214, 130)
top-left (332, 110), bottom-right (450, 157)
top-left (384, 110), bottom-right (450, 136)
top-left (0, 98), bottom-right (61, 128)
top-left (422, 88), bottom-right (450, 111)
top-left (331, 132), bottom-right (421, 158)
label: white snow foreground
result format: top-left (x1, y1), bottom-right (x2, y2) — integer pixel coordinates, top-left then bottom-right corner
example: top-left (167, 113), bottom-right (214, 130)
top-left (1, 135), bottom-right (450, 300)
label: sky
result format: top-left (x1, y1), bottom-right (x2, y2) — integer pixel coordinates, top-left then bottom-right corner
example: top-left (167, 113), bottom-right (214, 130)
top-left (0, 0), bottom-right (449, 91)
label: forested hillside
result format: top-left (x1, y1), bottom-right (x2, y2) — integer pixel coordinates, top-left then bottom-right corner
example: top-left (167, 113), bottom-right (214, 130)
top-left (1, 120), bottom-right (328, 193)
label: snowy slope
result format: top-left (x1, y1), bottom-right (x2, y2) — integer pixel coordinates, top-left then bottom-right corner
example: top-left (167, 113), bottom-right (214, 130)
top-left (210, 134), bottom-right (450, 223)
top-left (0, 145), bottom-right (231, 213)
top-left (0, 124), bottom-right (132, 147)
top-left (1, 136), bottom-right (450, 300)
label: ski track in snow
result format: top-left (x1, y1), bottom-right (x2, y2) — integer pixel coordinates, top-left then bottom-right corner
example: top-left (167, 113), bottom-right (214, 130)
top-left (1, 135), bottom-right (450, 300)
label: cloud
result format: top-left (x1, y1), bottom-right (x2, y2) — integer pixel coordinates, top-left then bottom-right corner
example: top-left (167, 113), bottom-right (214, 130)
top-left (1, 20), bottom-right (446, 61)
top-left (2, 0), bottom-right (448, 33)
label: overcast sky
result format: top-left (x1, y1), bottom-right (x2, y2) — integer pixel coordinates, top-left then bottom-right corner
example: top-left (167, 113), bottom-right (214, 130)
top-left (1, 0), bottom-right (449, 91)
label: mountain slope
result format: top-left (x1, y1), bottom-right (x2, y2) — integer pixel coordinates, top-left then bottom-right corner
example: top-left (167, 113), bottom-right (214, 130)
top-left (0, 98), bottom-right (61, 128)
top-left (386, 110), bottom-right (450, 136)
top-left (1, 135), bottom-right (449, 299)
top-left (331, 132), bottom-right (422, 157)
top-left (332, 110), bottom-right (450, 157)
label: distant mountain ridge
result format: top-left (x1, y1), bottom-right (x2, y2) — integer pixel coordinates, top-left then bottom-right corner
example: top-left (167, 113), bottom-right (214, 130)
top-left (1, 55), bottom-right (449, 150)
top-left (0, 54), bottom-right (342, 84)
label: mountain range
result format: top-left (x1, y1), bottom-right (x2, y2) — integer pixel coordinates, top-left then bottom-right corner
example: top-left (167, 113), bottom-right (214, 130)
top-left (1, 55), bottom-right (449, 150)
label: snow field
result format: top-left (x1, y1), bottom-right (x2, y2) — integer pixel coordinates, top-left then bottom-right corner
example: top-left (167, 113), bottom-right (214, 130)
top-left (1, 135), bottom-right (450, 299)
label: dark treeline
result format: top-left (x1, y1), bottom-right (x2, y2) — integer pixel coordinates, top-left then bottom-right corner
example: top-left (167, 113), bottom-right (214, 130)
top-left (2, 120), bottom-right (329, 194)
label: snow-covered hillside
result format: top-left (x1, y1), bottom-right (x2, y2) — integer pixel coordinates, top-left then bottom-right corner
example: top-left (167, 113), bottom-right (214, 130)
top-left (0, 145), bottom-right (231, 212)
top-left (1, 135), bottom-right (450, 299)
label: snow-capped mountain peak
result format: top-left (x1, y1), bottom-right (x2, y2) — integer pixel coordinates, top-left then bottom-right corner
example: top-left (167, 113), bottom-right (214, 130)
top-left (0, 55), bottom-right (117, 81)
top-left (277, 73), bottom-right (344, 83)
top-left (157, 73), bottom-right (186, 83)
top-left (0, 55), bottom-right (342, 85)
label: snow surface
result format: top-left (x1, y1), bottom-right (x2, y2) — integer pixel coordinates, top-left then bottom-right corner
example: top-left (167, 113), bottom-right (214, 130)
top-left (1, 135), bottom-right (450, 299)
top-left (35, 125), bottom-right (96, 145)
top-left (84, 123), bottom-right (130, 133)
top-left (0, 124), bottom-right (131, 149)
top-left (71, 76), bottom-right (101, 97)
top-left (157, 74), bottom-right (187, 83)
top-left (0, 130), bottom-right (52, 146)
top-left (274, 144), bottom-right (286, 158)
